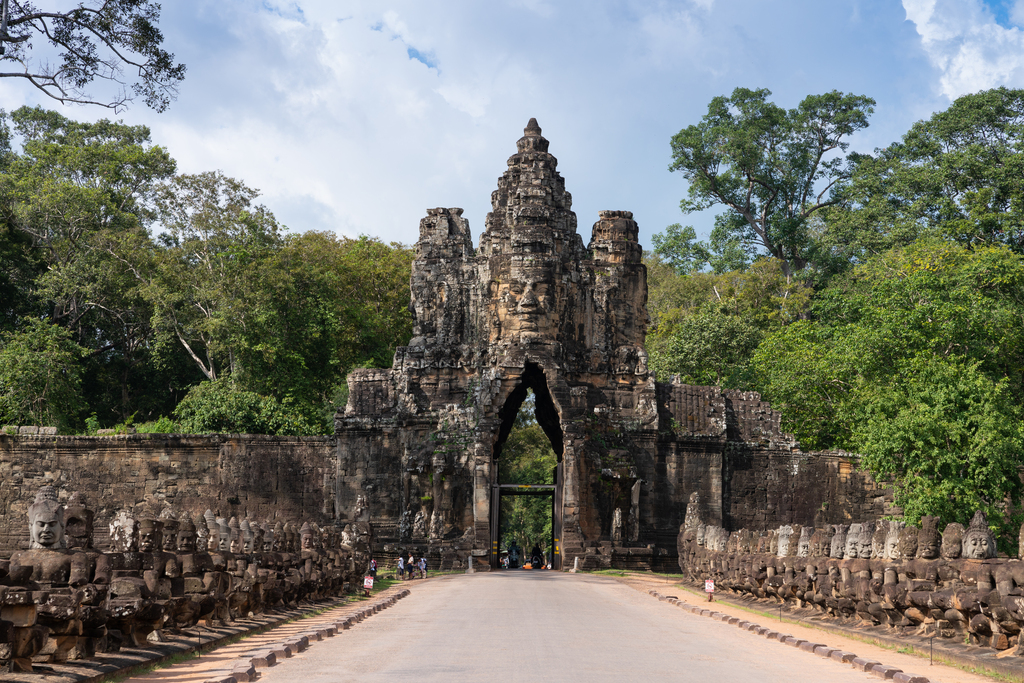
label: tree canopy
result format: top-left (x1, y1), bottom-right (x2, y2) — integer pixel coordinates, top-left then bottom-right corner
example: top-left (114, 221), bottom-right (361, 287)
top-left (669, 87), bottom-right (875, 277)
top-left (654, 87), bottom-right (1024, 537)
top-left (0, 105), bottom-right (413, 435)
top-left (0, 0), bottom-right (185, 111)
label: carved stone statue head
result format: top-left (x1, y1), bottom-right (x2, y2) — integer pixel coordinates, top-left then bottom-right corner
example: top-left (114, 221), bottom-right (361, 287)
top-left (252, 521), bottom-right (264, 553)
top-left (176, 516), bottom-right (198, 553)
top-left (769, 529), bottom-right (779, 556)
top-left (898, 524), bottom-right (918, 560)
top-left (273, 522), bottom-right (285, 552)
top-left (228, 516), bottom-right (241, 554)
top-left (138, 519), bottom-right (163, 553)
top-left (110, 510), bottom-right (138, 552)
top-left (204, 510), bottom-right (219, 552)
top-left (241, 519), bottom-right (254, 553)
top-left (696, 523), bottom-right (707, 547)
top-left (776, 525), bottom-right (793, 558)
top-left (64, 492), bottom-right (93, 550)
top-left (797, 526), bottom-right (812, 557)
top-left (737, 529), bottom-right (753, 554)
top-left (885, 521), bottom-right (905, 559)
top-left (962, 511), bottom-right (996, 559)
top-left (195, 513), bottom-right (209, 550)
top-left (28, 486), bottom-right (65, 550)
top-left (159, 510), bottom-right (179, 552)
top-left (858, 521), bottom-right (875, 559)
top-left (872, 520), bottom-right (889, 559)
top-left (844, 523), bottom-right (862, 559)
top-left (830, 525), bottom-right (848, 559)
top-left (917, 516), bottom-right (940, 559)
top-left (300, 522), bottom-right (314, 550)
top-left (941, 522), bottom-right (965, 560)
top-left (217, 517), bottom-right (231, 552)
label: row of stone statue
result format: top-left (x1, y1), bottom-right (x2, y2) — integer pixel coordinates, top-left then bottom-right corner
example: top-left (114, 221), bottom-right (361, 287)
top-left (688, 515), bottom-right (995, 562)
top-left (677, 495), bottom-right (1024, 654)
top-left (0, 487), bottom-right (373, 672)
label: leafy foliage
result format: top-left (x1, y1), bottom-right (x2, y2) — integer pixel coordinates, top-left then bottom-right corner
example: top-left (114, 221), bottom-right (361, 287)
top-left (825, 87), bottom-right (1024, 264)
top-left (0, 0), bottom-right (186, 111)
top-left (646, 257), bottom-right (810, 387)
top-left (849, 353), bottom-right (1023, 535)
top-left (669, 87), bottom-right (875, 276)
top-left (172, 377), bottom-right (322, 436)
top-left (0, 318), bottom-right (85, 431)
top-left (751, 240), bottom-right (1024, 528)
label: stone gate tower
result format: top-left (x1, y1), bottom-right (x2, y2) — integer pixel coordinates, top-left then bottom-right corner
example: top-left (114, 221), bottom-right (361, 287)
top-left (335, 120), bottom-right (868, 571)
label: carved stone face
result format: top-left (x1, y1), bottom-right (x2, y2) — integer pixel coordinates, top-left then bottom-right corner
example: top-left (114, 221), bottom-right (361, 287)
top-left (885, 529), bottom-right (902, 559)
top-left (301, 532), bottom-right (314, 550)
top-left (858, 523), bottom-right (874, 559)
top-left (898, 526), bottom-right (918, 559)
top-left (845, 524), bottom-right (861, 559)
top-left (139, 526), bottom-right (161, 553)
top-left (872, 522), bottom-right (888, 559)
top-left (809, 530), bottom-right (826, 558)
top-left (941, 524), bottom-right (964, 560)
top-left (797, 528), bottom-right (811, 558)
top-left (161, 526), bottom-right (178, 552)
top-left (64, 509), bottom-right (93, 549)
top-left (776, 526), bottom-right (793, 557)
top-left (176, 528), bottom-right (197, 553)
top-left (30, 508), bottom-right (64, 549)
top-left (963, 532), bottom-right (993, 559)
top-left (490, 268), bottom-right (556, 343)
top-left (918, 528), bottom-right (940, 559)
top-left (830, 526), bottom-right (848, 559)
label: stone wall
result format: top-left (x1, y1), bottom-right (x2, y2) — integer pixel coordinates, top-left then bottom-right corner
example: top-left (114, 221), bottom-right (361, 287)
top-left (0, 434), bottom-right (337, 557)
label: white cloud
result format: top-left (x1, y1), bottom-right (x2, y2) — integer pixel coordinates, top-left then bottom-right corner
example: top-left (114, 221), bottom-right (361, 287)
top-left (1011, 0), bottom-right (1024, 27)
top-left (2, 1), bottom-right (947, 249)
top-left (903, 0), bottom-right (1024, 98)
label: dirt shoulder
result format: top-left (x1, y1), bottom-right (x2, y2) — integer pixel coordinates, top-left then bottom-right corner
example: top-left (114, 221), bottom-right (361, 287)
top-left (605, 571), bottom-right (1023, 683)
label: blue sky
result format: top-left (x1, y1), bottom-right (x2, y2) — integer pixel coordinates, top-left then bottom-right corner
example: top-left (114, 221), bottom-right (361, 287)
top-left (3, 0), bottom-right (1024, 251)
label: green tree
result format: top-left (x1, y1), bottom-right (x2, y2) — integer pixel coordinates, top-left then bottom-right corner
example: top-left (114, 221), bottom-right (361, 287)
top-left (751, 240), bottom-right (1024, 529)
top-left (652, 218), bottom-right (757, 275)
top-left (669, 88), bottom-right (875, 277)
top-left (172, 377), bottom-right (321, 436)
top-left (147, 171), bottom-right (282, 382)
top-left (826, 87), bottom-right (1024, 263)
top-left (0, 106), bottom-right (181, 425)
top-left (646, 258), bottom-right (810, 387)
top-left (0, 318), bottom-right (85, 430)
top-left (0, 0), bottom-right (186, 111)
top-left (848, 353), bottom-right (1023, 536)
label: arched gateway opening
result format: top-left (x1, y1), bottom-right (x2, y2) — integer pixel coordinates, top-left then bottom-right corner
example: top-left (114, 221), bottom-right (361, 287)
top-left (490, 363), bottom-right (563, 569)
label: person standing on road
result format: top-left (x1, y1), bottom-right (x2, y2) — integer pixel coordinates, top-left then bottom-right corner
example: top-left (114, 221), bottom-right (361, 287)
top-left (369, 558), bottom-right (377, 580)
top-left (408, 551), bottom-right (416, 579)
top-left (397, 555), bottom-right (405, 580)
top-left (419, 555), bottom-right (427, 578)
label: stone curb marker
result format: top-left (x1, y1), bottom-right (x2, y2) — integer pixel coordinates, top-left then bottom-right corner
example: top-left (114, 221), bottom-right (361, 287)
top-left (645, 589), bottom-right (934, 683)
top-left (197, 589), bottom-right (410, 683)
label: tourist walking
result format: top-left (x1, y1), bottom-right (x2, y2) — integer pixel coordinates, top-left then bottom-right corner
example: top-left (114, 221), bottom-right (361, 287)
top-left (397, 555), bottom-right (405, 580)
top-left (407, 551), bottom-right (416, 579)
top-left (418, 555), bottom-right (427, 578)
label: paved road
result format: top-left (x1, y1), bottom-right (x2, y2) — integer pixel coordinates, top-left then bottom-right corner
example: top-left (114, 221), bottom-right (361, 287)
top-left (257, 571), bottom-right (882, 683)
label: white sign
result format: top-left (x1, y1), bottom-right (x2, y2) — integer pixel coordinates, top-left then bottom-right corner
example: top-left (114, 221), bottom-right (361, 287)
top-left (363, 576), bottom-right (374, 589)
top-left (705, 579), bottom-right (715, 593)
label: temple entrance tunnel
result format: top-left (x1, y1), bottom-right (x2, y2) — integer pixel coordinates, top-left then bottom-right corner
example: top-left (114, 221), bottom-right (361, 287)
top-left (334, 118), bottom-right (886, 573)
top-left (492, 370), bottom-right (561, 569)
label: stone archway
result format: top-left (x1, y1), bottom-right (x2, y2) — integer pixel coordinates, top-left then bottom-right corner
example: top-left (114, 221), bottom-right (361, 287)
top-left (334, 119), bottom-right (859, 572)
top-left (489, 362), bottom-right (563, 569)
